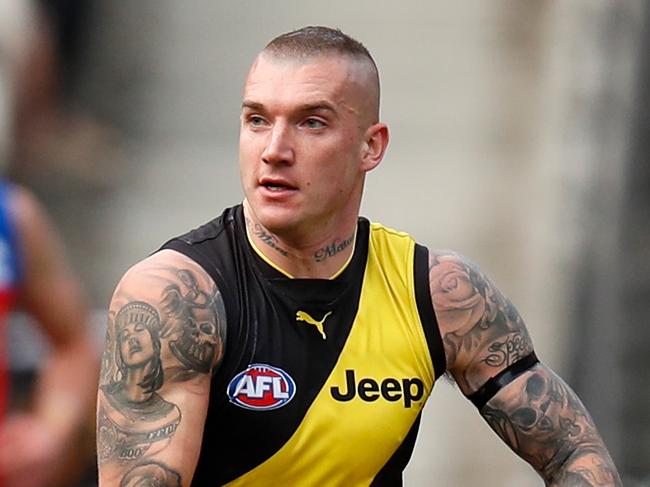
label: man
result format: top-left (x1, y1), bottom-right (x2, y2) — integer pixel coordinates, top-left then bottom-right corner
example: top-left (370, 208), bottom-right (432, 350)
top-left (0, 180), bottom-right (98, 487)
top-left (97, 26), bottom-right (621, 486)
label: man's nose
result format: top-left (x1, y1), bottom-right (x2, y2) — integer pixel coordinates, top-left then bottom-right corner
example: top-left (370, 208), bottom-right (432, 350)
top-left (261, 122), bottom-right (294, 165)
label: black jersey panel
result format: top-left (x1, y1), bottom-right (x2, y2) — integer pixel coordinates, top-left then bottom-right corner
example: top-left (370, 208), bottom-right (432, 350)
top-left (414, 244), bottom-right (446, 379)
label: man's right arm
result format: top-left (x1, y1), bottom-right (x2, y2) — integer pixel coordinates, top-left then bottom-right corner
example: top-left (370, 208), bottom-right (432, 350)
top-left (97, 249), bottom-right (227, 486)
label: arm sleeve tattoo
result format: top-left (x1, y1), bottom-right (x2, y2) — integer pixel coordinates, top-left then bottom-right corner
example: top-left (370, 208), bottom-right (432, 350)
top-left (482, 366), bottom-right (621, 486)
top-left (428, 250), bottom-right (621, 486)
top-left (97, 254), bottom-right (227, 486)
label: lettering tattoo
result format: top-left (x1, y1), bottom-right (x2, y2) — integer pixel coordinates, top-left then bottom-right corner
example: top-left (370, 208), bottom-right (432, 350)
top-left (245, 216), bottom-right (355, 264)
top-left (313, 233), bottom-right (354, 262)
top-left (97, 403), bottom-right (179, 463)
top-left (482, 369), bottom-right (622, 486)
top-left (98, 264), bottom-right (226, 471)
top-left (253, 222), bottom-right (288, 256)
top-left (483, 332), bottom-right (531, 368)
top-left (119, 461), bottom-right (181, 487)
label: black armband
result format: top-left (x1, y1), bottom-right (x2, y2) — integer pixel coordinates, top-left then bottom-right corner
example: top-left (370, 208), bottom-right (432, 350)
top-left (466, 352), bottom-right (539, 410)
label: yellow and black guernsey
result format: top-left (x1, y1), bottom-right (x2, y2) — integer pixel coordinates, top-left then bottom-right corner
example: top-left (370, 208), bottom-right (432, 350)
top-left (161, 205), bottom-right (446, 486)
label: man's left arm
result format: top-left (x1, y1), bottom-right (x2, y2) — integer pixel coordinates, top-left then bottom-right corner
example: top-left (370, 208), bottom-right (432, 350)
top-left (428, 249), bottom-right (621, 486)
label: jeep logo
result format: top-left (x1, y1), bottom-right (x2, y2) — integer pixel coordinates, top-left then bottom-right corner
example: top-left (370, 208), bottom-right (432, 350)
top-left (330, 369), bottom-right (424, 408)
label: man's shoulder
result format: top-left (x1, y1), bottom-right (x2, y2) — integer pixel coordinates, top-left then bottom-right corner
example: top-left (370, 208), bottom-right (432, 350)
top-left (362, 219), bottom-right (479, 270)
top-left (364, 218), bottom-right (426, 251)
top-left (116, 249), bottom-right (221, 307)
top-left (427, 248), bottom-right (483, 273)
top-left (116, 205), bottom-right (242, 289)
top-left (143, 204), bottom-right (244, 294)
top-left (165, 204), bottom-right (241, 247)
top-left (124, 249), bottom-right (204, 280)
top-left (367, 220), bottom-right (412, 239)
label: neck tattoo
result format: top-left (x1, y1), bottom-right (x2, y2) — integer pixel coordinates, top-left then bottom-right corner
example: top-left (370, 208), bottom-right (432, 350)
top-left (314, 233), bottom-right (355, 263)
top-left (249, 221), bottom-right (289, 257)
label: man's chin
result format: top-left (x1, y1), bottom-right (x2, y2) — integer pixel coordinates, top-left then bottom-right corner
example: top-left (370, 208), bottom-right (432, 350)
top-left (257, 214), bottom-right (300, 235)
top-left (249, 202), bottom-right (300, 231)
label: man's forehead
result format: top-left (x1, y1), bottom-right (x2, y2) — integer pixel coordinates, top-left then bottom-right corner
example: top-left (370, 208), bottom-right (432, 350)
top-left (243, 52), bottom-right (378, 117)
top-left (247, 51), bottom-right (374, 87)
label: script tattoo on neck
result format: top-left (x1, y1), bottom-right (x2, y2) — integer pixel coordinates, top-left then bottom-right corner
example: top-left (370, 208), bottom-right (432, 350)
top-left (314, 233), bottom-right (354, 262)
top-left (251, 222), bottom-right (288, 257)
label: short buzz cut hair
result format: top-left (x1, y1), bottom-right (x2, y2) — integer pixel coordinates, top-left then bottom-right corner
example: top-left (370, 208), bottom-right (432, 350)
top-left (264, 26), bottom-right (380, 120)
top-left (265, 26), bottom-right (377, 68)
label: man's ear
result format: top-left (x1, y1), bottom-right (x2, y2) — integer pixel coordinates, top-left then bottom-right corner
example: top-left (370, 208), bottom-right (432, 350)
top-left (361, 123), bottom-right (389, 172)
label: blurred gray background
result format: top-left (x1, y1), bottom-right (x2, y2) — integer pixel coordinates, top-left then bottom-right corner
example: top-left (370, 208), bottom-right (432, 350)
top-left (2, 0), bottom-right (649, 485)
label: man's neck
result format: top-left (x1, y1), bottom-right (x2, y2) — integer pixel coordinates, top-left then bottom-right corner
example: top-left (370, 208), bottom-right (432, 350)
top-left (243, 204), bottom-right (358, 279)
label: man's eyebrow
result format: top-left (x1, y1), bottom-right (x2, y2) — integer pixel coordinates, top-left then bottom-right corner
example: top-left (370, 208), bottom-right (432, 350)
top-left (241, 100), bottom-right (264, 111)
top-left (297, 101), bottom-right (336, 113)
top-left (241, 100), bottom-right (337, 113)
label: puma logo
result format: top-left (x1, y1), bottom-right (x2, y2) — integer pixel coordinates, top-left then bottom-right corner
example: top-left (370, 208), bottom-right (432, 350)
top-left (295, 310), bottom-right (332, 340)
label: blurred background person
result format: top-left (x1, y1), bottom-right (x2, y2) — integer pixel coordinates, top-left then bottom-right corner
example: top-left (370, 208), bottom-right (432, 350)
top-left (1, 0), bottom-right (127, 313)
top-left (1, 2), bottom-right (102, 486)
top-left (0, 180), bottom-right (98, 487)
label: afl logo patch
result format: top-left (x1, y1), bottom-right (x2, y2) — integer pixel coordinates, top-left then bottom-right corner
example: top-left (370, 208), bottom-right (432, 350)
top-left (227, 364), bottom-right (296, 411)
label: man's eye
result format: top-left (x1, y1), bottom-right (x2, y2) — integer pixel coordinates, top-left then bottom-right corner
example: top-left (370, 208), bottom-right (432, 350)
top-left (303, 118), bottom-right (325, 129)
top-left (248, 116), bottom-right (266, 127)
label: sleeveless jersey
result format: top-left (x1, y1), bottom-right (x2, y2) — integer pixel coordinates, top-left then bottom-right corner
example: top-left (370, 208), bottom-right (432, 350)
top-left (0, 181), bottom-right (22, 421)
top-left (161, 205), bottom-right (446, 486)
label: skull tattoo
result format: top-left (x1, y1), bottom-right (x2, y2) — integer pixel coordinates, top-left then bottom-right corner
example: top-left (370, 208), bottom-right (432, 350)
top-left (162, 270), bottom-right (223, 375)
top-left (169, 309), bottom-right (218, 373)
